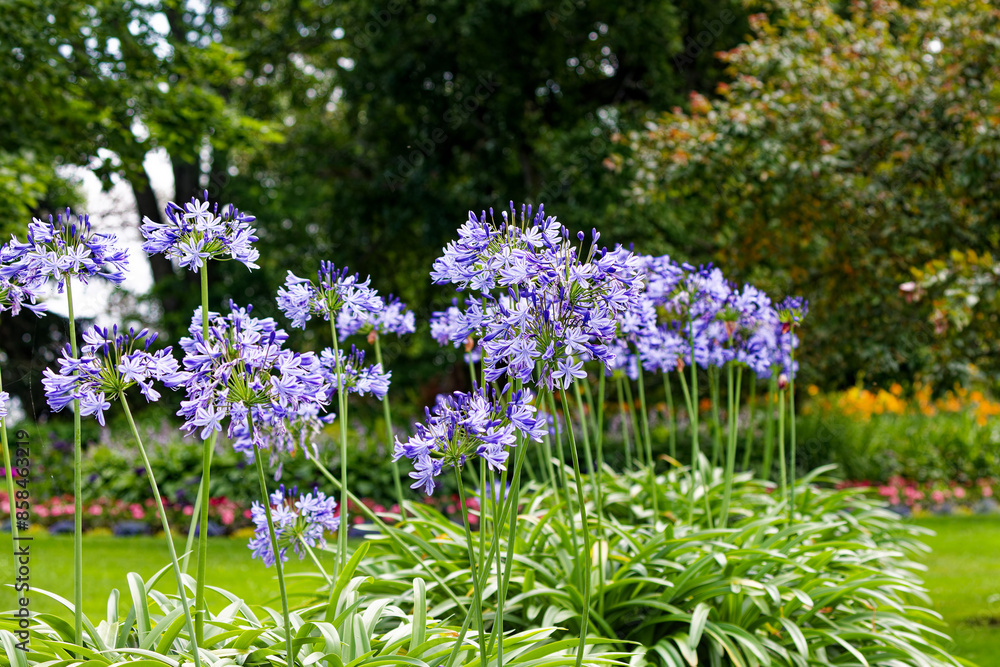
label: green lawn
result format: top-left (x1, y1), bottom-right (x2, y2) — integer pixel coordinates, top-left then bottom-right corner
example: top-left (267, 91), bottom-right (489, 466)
top-left (0, 532), bottom-right (338, 619)
top-left (912, 516), bottom-right (1000, 667)
top-left (2, 517), bottom-right (998, 665)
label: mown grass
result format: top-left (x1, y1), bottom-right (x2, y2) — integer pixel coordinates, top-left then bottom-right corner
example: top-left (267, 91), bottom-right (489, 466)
top-left (0, 531), bottom-right (339, 619)
top-left (1, 517), bottom-right (997, 666)
top-left (912, 516), bottom-right (1000, 667)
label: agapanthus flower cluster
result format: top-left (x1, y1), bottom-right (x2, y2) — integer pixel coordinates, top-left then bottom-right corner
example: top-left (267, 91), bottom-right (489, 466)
top-left (337, 294), bottom-right (415, 340)
top-left (0, 243), bottom-right (48, 318)
top-left (3, 209), bottom-right (128, 290)
top-left (248, 485), bottom-right (340, 567)
top-left (430, 299), bottom-right (482, 362)
top-left (393, 385), bottom-right (546, 494)
top-left (276, 262), bottom-right (383, 329)
top-left (319, 346), bottom-right (391, 400)
top-left (430, 203), bottom-right (645, 388)
top-left (0, 391), bottom-right (8, 420)
top-left (230, 402), bottom-right (334, 475)
top-left (176, 304), bottom-right (327, 445)
top-left (42, 326), bottom-right (185, 426)
top-left (140, 192), bottom-right (259, 271)
top-left (616, 256), bottom-right (809, 379)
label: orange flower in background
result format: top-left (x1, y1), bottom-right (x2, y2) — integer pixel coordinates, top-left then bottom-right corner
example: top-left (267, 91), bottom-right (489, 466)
top-left (814, 381), bottom-right (999, 424)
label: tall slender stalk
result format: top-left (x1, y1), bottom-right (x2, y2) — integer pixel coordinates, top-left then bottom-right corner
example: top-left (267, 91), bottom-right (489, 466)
top-left (193, 264), bottom-right (214, 644)
top-left (66, 280), bottom-right (83, 644)
top-left (119, 394), bottom-right (202, 667)
top-left (573, 381), bottom-right (604, 613)
top-left (777, 389), bottom-right (787, 509)
top-left (454, 468), bottom-right (488, 667)
top-left (248, 412), bottom-right (294, 663)
top-left (0, 361), bottom-right (21, 574)
top-left (622, 379), bottom-right (644, 467)
top-left (663, 373), bottom-right (677, 460)
top-left (761, 375), bottom-right (778, 479)
top-left (373, 334), bottom-right (406, 517)
top-left (686, 320), bottom-right (701, 525)
top-left (615, 376), bottom-right (633, 468)
top-left (719, 365), bottom-right (742, 525)
top-left (330, 322), bottom-right (350, 576)
top-left (788, 343), bottom-right (797, 524)
top-left (708, 366), bottom-right (723, 469)
top-left (635, 364), bottom-right (659, 520)
top-left (593, 373), bottom-right (606, 617)
top-left (741, 377), bottom-right (757, 471)
top-left (546, 391), bottom-right (578, 554)
top-left (560, 386), bottom-right (592, 667)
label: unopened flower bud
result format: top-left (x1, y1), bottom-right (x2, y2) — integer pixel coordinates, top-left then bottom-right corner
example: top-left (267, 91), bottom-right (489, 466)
top-left (464, 336), bottom-right (475, 353)
top-left (367, 329), bottom-right (378, 345)
top-left (778, 373), bottom-right (789, 390)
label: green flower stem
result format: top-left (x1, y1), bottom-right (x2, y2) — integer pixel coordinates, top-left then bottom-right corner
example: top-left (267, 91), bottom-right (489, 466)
top-left (741, 377), bottom-right (758, 471)
top-left (708, 366), bottom-right (723, 469)
top-left (330, 322), bottom-right (350, 577)
top-left (684, 320), bottom-right (702, 526)
top-left (789, 343), bottom-right (797, 525)
top-left (761, 375), bottom-right (778, 479)
top-left (181, 485), bottom-right (201, 572)
top-left (248, 412), bottom-right (294, 663)
top-left (719, 364), bottom-right (742, 525)
top-left (373, 334), bottom-right (406, 518)
top-left (454, 467), bottom-right (488, 667)
top-left (119, 394), bottom-right (202, 667)
top-left (66, 279), bottom-right (83, 645)
top-left (306, 455), bottom-right (468, 614)
top-left (675, 369), bottom-right (697, 523)
top-left (560, 386), bottom-right (592, 667)
top-left (778, 389), bottom-right (787, 510)
top-left (0, 360), bottom-right (20, 571)
top-left (302, 542), bottom-right (333, 586)
top-left (546, 390), bottom-right (578, 555)
top-left (193, 263), bottom-right (215, 645)
top-left (622, 379), bottom-right (644, 467)
top-left (615, 376), bottom-right (633, 468)
top-left (663, 373), bottom-right (677, 460)
top-left (594, 373), bottom-right (607, 617)
top-left (635, 364), bottom-right (658, 521)
top-left (573, 381), bottom-right (605, 616)
top-left (580, 376), bottom-right (599, 441)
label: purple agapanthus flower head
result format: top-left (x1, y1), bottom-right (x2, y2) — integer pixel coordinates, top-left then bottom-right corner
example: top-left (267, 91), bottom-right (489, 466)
top-left (176, 302), bottom-right (328, 444)
top-left (248, 485), bottom-right (340, 567)
top-left (1, 239), bottom-right (52, 318)
top-left (3, 209), bottom-right (129, 291)
top-left (393, 384), bottom-right (546, 495)
top-left (430, 203), bottom-right (645, 389)
top-left (41, 325), bottom-right (185, 426)
top-left (337, 293), bottom-right (415, 340)
top-left (319, 345), bottom-right (392, 400)
top-left (0, 391), bottom-right (9, 420)
top-left (140, 192), bottom-right (259, 272)
top-left (276, 261), bottom-right (384, 329)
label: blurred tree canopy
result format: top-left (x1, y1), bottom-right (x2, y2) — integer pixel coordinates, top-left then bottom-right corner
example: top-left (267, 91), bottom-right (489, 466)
top-left (623, 0), bottom-right (1000, 391)
top-left (7, 0), bottom-right (998, 404)
top-left (1, 0), bottom-right (751, 404)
